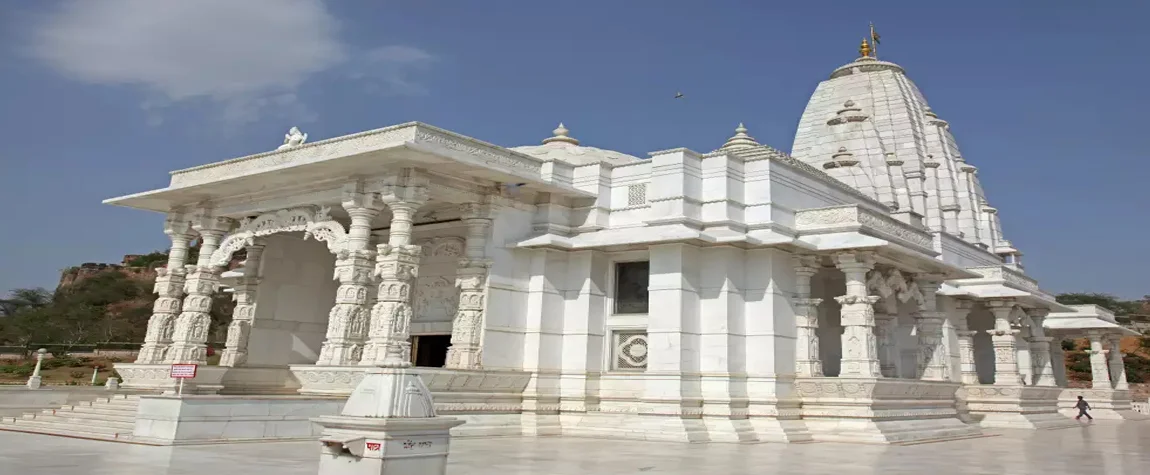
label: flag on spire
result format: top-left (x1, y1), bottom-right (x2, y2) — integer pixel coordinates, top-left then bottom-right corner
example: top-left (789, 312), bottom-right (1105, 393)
top-left (870, 23), bottom-right (881, 45)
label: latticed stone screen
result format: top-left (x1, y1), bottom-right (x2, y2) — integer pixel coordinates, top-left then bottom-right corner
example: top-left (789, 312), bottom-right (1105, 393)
top-left (627, 183), bottom-right (647, 206)
top-left (612, 330), bottom-right (649, 371)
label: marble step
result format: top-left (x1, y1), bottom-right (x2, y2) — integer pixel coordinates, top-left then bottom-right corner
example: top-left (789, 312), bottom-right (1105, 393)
top-left (0, 423), bottom-right (131, 441)
top-left (32, 412), bottom-right (137, 427)
top-left (66, 405), bottom-right (139, 417)
top-left (1, 418), bottom-right (130, 437)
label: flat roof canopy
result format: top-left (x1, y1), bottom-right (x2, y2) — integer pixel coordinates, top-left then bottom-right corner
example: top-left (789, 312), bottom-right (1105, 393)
top-left (105, 122), bottom-right (592, 213)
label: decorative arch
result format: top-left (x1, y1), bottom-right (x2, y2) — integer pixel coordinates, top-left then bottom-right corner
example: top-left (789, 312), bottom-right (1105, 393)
top-left (208, 206), bottom-right (349, 267)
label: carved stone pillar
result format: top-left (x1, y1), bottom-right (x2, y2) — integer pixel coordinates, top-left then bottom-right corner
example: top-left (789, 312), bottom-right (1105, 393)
top-left (1087, 332), bottom-right (1111, 389)
top-left (793, 255), bottom-right (823, 377)
top-left (986, 300), bottom-right (1021, 386)
top-left (137, 214), bottom-right (194, 364)
top-left (833, 252), bottom-right (881, 378)
top-left (951, 299), bottom-right (979, 385)
top-left (219, 242), bottom-right (265, 367)
top-left (446, 202), bottom-right (494, 369)
top-left (1107, 335), bottom-right (1127, 390)
top-left (915, 278), bottom-right (948, 381)
top-left (1049, 336), bottom-right (1068, 387)
top-left (1025, 309), bottom-right (1056, 387)
top-left (873, 312), bottom-right (898, 377)
top-left (362, 176), bottom-right (428, 367)
top-left (317, 190), bottom-right (385, 366)
top-left (165, 215), bottom-right (233, 364)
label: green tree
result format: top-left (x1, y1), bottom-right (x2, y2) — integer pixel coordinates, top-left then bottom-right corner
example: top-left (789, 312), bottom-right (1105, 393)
top-left (0, 288), bottom-right (53, 317)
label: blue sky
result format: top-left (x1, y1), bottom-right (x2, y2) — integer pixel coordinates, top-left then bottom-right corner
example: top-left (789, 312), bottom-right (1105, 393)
top-left (1, 1), bottom-right (1147, 299)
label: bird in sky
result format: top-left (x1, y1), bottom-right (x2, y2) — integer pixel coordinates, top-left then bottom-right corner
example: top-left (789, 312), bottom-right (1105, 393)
top-left (674, 92), bottom-right (684, 99)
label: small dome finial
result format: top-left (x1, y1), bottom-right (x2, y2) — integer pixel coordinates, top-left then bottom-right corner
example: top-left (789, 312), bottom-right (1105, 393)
top-left (859, 38), bottom-right (871, 58)
top-left (542, 122), bottom-right (580, 145)
top-left (721, 122), bottom-right (759, 151)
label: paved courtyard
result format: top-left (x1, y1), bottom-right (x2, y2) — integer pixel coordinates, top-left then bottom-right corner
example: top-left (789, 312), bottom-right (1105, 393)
top-left (1, 421), bottom-right (1148, 474)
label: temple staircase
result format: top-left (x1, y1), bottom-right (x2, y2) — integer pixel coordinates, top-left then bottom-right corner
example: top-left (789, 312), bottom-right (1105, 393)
top-left (0, 394), bottom-right (140, 442)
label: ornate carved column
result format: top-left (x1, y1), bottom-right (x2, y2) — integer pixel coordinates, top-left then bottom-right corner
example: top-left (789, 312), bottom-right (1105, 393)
top-left (986, 300), bottom-right (1021, 386)
top-left (165, 214), bottom-right (233, 364)
top-left (317, 189), bottom-right (385, 366)
top-left (951, 299), bottom-right (979, 385)
top-left (867, 268), bottom-right (901, 378)
top-left (833, 251), bottom-right (881, 378)
top-left (361, 175), bottom-right (428, 367)
top-left (1107, 335), bottom-right (1128, 390)
top-left (1024, 308), bottom-right (1056, 387)
top-left (914, 278), bottom-right (949, 381)
top-left (446, 202), bottom-right (494, 369)
top-left (1087, 332), bottom-right (1112, 389)
top-left (137, 214), bottom-right (194, 364)
top-left (219, 242), bottom-right (265, 367)
top-left (793, 255), bottom-right (823, 377)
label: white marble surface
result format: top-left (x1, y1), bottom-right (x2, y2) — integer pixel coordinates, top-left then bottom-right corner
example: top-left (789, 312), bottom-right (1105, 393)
top-left (2, 421), bottom-right (1149, 474)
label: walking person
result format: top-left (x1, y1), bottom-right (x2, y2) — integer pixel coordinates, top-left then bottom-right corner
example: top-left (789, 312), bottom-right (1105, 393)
top-left (1074, 395), bottom-right (1093, 421)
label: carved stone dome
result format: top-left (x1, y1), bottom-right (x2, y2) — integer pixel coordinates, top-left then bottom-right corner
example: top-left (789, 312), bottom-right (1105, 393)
top-left (790, 54), bottom-right (1015, 254)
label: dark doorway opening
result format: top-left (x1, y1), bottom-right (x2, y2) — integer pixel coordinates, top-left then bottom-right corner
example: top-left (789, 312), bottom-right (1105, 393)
top-left (411, 334), bottom-right (451, 368)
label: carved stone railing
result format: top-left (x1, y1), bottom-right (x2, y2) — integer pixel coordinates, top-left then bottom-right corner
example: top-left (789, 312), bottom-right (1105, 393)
top-left (794, 204), bottom-right (934, 252)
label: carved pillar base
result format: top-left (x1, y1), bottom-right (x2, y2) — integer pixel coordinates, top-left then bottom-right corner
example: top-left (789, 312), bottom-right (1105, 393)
top-left (794, 298), bottom-right (824, 377)
top-left (837, 296), bottom-right (882, 378)
top-left (916, 314), bottom-right (948, 381)
top-left (220, 244), bottom-right (262, 367)
top-left (317, 250), bottom-right (376, 366)
top-left (446, 259), bottom-right (491, 369)
top-left (957, 330), bottom-right (979, 385)
top-left (164, 268), bottom-right (219, 364)
top-left (362, 244), bottom-right (422, 367)
top-left (874, 313), bottom-right (898, 378)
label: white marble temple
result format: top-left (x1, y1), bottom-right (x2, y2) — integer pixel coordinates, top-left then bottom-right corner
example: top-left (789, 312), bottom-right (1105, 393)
top-left (90, 44), bottom-right (1138, 446)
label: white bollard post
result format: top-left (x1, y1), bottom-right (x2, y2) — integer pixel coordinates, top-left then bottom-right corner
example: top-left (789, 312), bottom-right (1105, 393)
top-left (313, 367), bottom-right (464, 475)
top-left (26, 348), bottom-right (47, 390)
top-left (105, 377), bottom-right (119, 391)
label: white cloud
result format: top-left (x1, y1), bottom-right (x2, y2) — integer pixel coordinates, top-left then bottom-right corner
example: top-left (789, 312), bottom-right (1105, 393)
top-left (28, 0), bottom-right (432, 125)
top-left (353, 46), bottom-right (437, 96)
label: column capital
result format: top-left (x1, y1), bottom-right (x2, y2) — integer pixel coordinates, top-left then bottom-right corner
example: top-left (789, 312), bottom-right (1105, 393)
top-left (460, 202), bottom-right (493, 220)
top-left (163, 212), bottom-right (193, 237)
top-left (833, 250), bottom-right (876, 271)
top-left (953, 297), bottom-right (976, 311)
top-left (376, 170), bottom-right (430, 206)
top-left (1024, 307), bottom-right (1050, 318)
top-left (984, 298), bottom-right (1014, 309)
top-left (792, 254), bottom-right (821, 274)
top-left (190, 213), bottom-right (234, 235)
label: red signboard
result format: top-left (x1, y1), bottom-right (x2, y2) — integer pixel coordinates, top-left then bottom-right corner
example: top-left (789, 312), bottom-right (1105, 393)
top-left (169, 364), bottom-right (198, 379)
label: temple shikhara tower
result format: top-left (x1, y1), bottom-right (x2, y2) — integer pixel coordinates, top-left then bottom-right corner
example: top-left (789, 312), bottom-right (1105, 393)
top-left (6, 35), bottom-right (1141, 444)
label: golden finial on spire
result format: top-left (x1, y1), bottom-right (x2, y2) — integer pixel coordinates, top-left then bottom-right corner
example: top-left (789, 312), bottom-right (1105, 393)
top-left (859, 37), bottom-right (871, 58)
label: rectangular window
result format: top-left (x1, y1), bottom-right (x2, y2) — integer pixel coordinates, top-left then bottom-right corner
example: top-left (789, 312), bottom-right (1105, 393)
top-left (612, 330), bottom-right (649, 371)
top-left (614, 261), bottom-right (649, 314)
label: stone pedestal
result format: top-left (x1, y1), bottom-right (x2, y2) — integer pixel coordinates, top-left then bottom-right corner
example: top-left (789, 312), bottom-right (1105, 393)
top-left (794, 377), bottom-right (980, 444)
top-left (314, 367), bottom-right (463, 475)
top-left (963, 385), bottom-right (1075, 429)
top-left (26, 376), bottom-right (42, 390)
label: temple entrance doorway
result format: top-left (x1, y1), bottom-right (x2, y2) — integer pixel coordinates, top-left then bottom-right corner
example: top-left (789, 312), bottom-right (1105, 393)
top-left (411, 334), bottom-right (452, 367)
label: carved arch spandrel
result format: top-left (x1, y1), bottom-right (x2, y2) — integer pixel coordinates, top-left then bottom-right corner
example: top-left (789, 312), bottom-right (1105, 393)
top-left (209, 206), bottom-right (350, 267)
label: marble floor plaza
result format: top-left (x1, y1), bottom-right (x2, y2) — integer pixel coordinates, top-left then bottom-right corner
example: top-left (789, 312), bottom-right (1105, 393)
top-left (2, 421), bottom-right (1148, 475)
